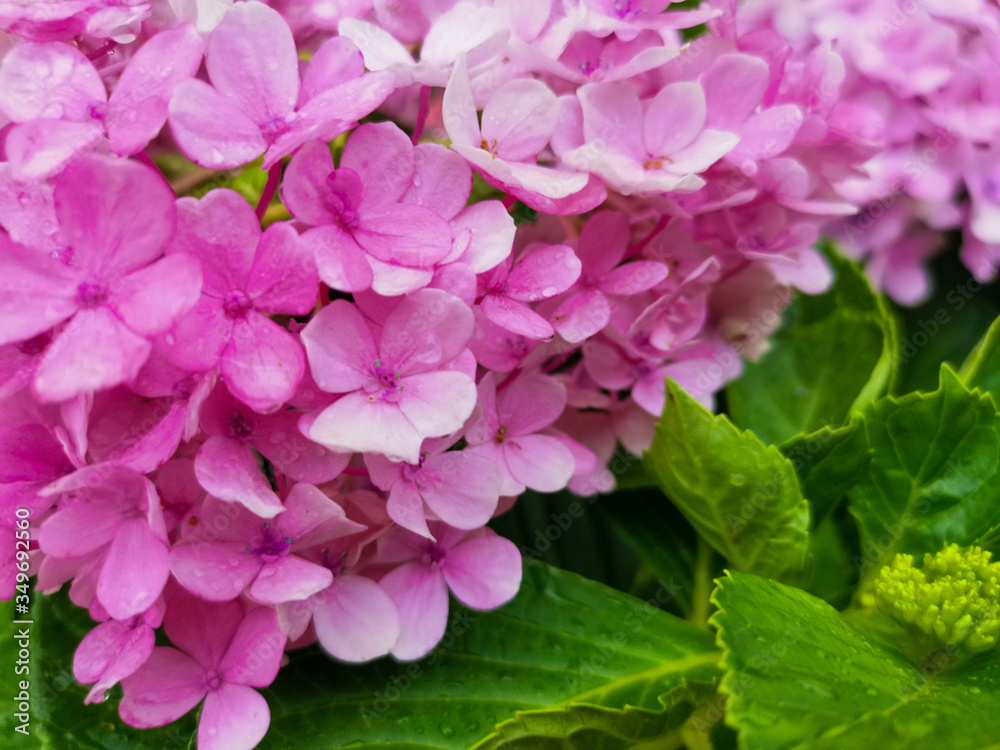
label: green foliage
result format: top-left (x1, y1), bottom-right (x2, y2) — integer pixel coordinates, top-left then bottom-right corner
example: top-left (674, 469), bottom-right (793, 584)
top-left (713, 571), bottom-right (1000, 750)
top-left (727, 248), bottom-right (897, 445)
top-left (644, 379), bottom-right (811, 582)
top-left (961, 313), bottom-right (1000, 404)
top-left (8, 564), bottom-right (722, 750)
top-left (848, 366), bottom-right (1000, 579)
top-left (779, 417), bottom-right (871, 526)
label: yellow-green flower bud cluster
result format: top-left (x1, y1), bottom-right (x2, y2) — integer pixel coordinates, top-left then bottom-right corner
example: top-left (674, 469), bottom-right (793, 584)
top-left (874, 544), bottom-right (1000, 652)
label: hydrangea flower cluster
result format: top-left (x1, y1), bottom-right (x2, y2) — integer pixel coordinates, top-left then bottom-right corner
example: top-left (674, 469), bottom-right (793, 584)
top-left (1, 0), bottom-right (998, 748)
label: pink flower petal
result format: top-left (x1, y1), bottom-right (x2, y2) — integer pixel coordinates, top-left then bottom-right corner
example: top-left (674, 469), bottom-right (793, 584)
top-left (380, 562), bottom-right (449, 661)
top-left (443, 534), bottom-right (521, 609)
top-left (156, 297), bottom-right (231, 372)
top-left (449, 201), bottom-right (515, 273)
top-left (263, 73), bottom-right (394, 168)
top-left (169, 540), bottom-right (264, 602)
top-left (701, 53), bottom-right (769, 131)
top-left (246, 222), bottom-right (317, 315)
top-left (300, 225), bottom-right (374, 293)
top-left (193, 436), bottom-right (284, 519)
top-left (387, 481), bottom-right (433, 539)
top-left (366, 256), bottom-right (435, 296)
top-left (599, 260), bottom-right (669, 295)
top-left (497, 372), bottom-right (567, 436)
top-left (33, 307), bottom-right (151, 403)
top-left (381, 289), bottom-right (474, 374)
top-left (219, 606), bottom-right (286, 687)
top-left (442, 54), bottom-right (481, 149)
top-left (5, 119), bottom-right (104, 181)
top-left (74, 619), bottom-right (155, 702)
top-left (482, 78), bottom-right (560, 162)
top-left (282, 140), bottom-right (338, 226)
top-left (110, 253), bottom-right (203, 336)
top-left (206, 2), bottom-right (298, 129)
top-left (480, 295), bottom-right (554, 339)
top-left (251, 413), bottom-right (350, 485)
top-left (107, 25), bottom-right (205, 156)
top-left (551, 289), bottom-right (610, 343)
top-left (168, 78), bottom-right (267, 169)
top-left (0, 238), bottom-right (78, 346)
top-left (0, 42), bottom-right (105, 122)
top-left (397, 372), bottom-right (478, 449)
top-left (97, 519), bottom-right (169, 620)
top-left (578, 82), bottom-right (643, 159)
top-left (340, 122), bottom-right (415, 212)
top-left (221, 313), bottom-right (305, 413)
top-left (308, 392), bottom-right (423, 463)
top-left (575, 211), bottom-right (630, 276)
top-left (172, 189), bottom-right (261, 295)
top-left (504, 433), bottom-right (575, 492)
top-left (55, 155), bottom-right (176, 277)
top-left (164, 591), bottom-right (243, 669)
top-left (506, 244), bottom-right (581, 302)
top-left (300, 300), bottom-right (378, 393)
top-left (38, 497), bottom-right (121, 558)
top-left (420, 451), bottom-right (502, 530)
top-left (355, 203), bottom-right (453, 267)
top-left (119, 648), bottom-right (206, 729)
top-left (313, 574), bottom-right (401, 662)
top-left (301, 36), bottom-right (365, 102)
top-left (249, 555), bottom-right (333, 604)
top-left (643, 81), bottom-right (707, 156)
top-left (403, 143), bottom-right (472, 220)
top-left (198, 682), bottom-right (270, 750)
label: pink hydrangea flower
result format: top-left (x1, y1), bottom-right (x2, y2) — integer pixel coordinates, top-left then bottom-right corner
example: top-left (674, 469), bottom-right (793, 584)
top-left (157, 188), bottom-right (317, 413)
top-left (168, 1), bottom-right (392, 169)
top-left (0, 156), bottom-right (201, 403)
top-left (377, 523), bottom-right (522, 660)
top-left (119, 589), bottom-right (286, 750)
top-left (465, 372), bottom-right (576, 495)
top-left (301, 289), bottom-right (477, 463)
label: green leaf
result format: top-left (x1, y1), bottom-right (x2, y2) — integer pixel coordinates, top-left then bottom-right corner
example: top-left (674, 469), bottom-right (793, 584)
top-left (961, 313), bottom-right (1000, 405)
top-left (9, 563), bottom-right (721, 750)
top-left (779, 416), bottom-right (871, 526)
top-left (712, 571), bottom-right (1000, 750)
top-left (644, 379), bottom-right (811, 581)
top-left (848, 365), bottom-right (1000, 578)
top-left (259, 561), bottom-right (721, 749)
top-left (470, 681), bottom-right (716, 750)
top-left (727, 246), bottom-right (897, 445)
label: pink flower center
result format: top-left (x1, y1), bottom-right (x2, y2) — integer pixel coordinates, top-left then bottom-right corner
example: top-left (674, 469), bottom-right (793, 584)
top-left (613, 0), bottom-right (638, 19)
top-left (75, 282), bottom-right (109, 308)
top-left (223, 290), bottom-right (253, 318)
top-left (367, 360), bottom-right (403, 403)
top-left (402, 452), bottom-right (432, 485)
top-left (260, 115), bottom-right (290, 143)
top-left (422, 544), bottom-right (447, 568)
top-left (227, 411), bottom-right (256, 440)
top-left (248, 523), bottom-right (292, 563)
top-left (205, 670), bottom-right (223, 691)
top-left (325, 171), bottom-right (361, 229)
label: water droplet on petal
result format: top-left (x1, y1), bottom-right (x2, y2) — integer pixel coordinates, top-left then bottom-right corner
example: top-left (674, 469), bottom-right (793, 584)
top-left (542, 286), bottom-right (557, 297)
